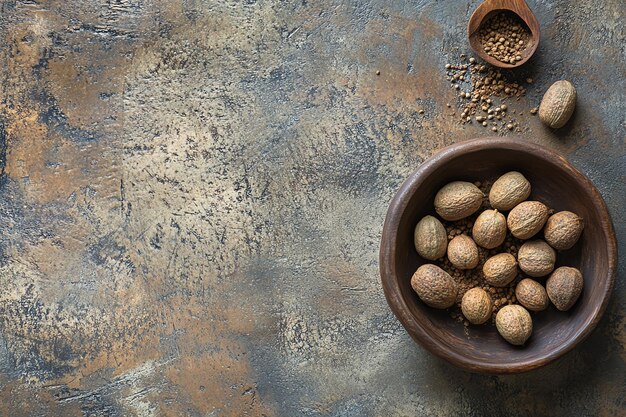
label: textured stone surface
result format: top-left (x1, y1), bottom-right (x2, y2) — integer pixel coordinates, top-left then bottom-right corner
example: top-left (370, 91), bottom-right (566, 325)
top-left (0, 0), bottom-right (624, 416)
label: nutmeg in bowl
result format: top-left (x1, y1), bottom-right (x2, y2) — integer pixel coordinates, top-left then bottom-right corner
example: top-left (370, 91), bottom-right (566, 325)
top-left (379, 138), bottom-right (616, 373)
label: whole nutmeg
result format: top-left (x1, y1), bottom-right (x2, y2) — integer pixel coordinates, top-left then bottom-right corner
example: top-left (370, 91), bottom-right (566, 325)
top-left (472, 209), bottom-right (507, 249)
top-left (515, 278), bottom-right (549, 312)
top-left (489, 171), bottom-right (531, 211)
top-left (544, 211), bottom-right (584, 251)
top-left (483, 253), bottom-right (518, 287)
top-left (411, 264), bottom-right (458, 309)
top-left (517, 240), bottom-right (556, 277)
top-left (496, 305), bottom-right (533, 346)
top-left (461, 287), bottom-right (493, 325)
top-left (539, 80), bottom-right (577, 129)
top-left (434, 181), bottom-right (483, 221)
top-left (414, 215), bottom-right (448, 260)
top-left (546, 266), bottom-right (583, 311)
top-left (507, 201), bottom-right (549, 239)
top-left (447, 235), bottom-right (479, 270)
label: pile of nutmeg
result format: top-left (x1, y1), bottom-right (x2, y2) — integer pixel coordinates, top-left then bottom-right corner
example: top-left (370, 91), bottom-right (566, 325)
top-left (411, 171), bottom-right (584, 346)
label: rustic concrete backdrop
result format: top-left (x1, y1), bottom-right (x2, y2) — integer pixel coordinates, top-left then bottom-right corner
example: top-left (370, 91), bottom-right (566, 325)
top-left (0, 0), bottom-right (624, 416)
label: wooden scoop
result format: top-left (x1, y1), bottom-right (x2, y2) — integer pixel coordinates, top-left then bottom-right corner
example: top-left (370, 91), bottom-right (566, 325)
top-left (467, 0), bottom-right (540, 68)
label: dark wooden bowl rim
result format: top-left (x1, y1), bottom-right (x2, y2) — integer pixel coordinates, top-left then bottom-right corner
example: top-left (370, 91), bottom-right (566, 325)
top-left (379, 137), bottom-right (617, 373)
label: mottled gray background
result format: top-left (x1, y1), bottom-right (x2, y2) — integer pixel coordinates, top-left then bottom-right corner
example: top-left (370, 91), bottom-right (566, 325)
top-left (0, 0), bottom-right (624, 416)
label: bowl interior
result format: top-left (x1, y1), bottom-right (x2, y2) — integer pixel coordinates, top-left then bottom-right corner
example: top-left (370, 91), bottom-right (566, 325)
top-left (383, 140), bottom-right (615, 372)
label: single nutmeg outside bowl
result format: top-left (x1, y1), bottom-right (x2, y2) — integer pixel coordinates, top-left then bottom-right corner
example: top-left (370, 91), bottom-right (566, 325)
top-left (379, 138), bottom-right (616, 373)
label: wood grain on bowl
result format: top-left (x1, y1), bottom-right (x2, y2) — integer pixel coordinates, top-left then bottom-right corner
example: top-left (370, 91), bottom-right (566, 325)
top-left (379, 138), bottom-right (617, 373)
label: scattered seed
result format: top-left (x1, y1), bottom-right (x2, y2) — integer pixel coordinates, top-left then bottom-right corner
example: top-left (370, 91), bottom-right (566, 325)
top-left (442, 54), bottom-right (532, 130)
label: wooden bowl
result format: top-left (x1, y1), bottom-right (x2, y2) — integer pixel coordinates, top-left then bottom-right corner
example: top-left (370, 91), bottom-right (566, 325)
top-left (467, 0), bottom-right (540, 69)
top-left (379, 138), bottom-right (617, 373)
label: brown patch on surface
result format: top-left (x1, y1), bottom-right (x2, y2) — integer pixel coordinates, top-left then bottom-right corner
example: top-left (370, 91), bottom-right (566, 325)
top-left (159, 295), bottom-right (276, 416)
top-left (3, 108), bottom-right (49, 180)
top-left (2, 22), bottom-right (52, 72)
top-left (165, 350), bottom-right (274, 417)
top-left (596, 378), bottom-right (626, 417)
top-left (355, 14), bottom-right (443, 111)
top-left (45, 301), bottom-right (164, 389)
top-left (611, 311), bottom-right (626, 363)
top-left (4, 113), bottom-right (117, 204)
top-left (45, 44), bottom-right (126, 130)
top-left (0, 381), bottom-right (83, 417)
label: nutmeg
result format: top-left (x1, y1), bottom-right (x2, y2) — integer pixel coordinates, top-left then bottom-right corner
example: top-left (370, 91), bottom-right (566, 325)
top-left (517, 240), bottom-right (556, 277)
top-left (411, 264), bottom-right (458, 309)
top-left (515, 278), bottom-right (549, 312)
top-left (546, 266), bottom-right (583, 311)
top-left (434, 181), bottom-right (483, 221)
top-left (447, 235), bottom-right (479, 270)
top-left (539, 80), bottom-right (577, 129)
top-left (489, 171), bottom-right (531, 211)
top-left (414, 215), bottom-right (448, 260)
top-left (461, 288), bottom-right (493, 325)
top-left (544, 211), bottom-right (584, 251)
top-left (483, 253), bottom-right (518, 287)
top-left (472, 209), bottom-right (507, 249)
top-left (496, 305), bottom-right (533, 346)
top-left (507, 201), bottom-right (549, 239)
